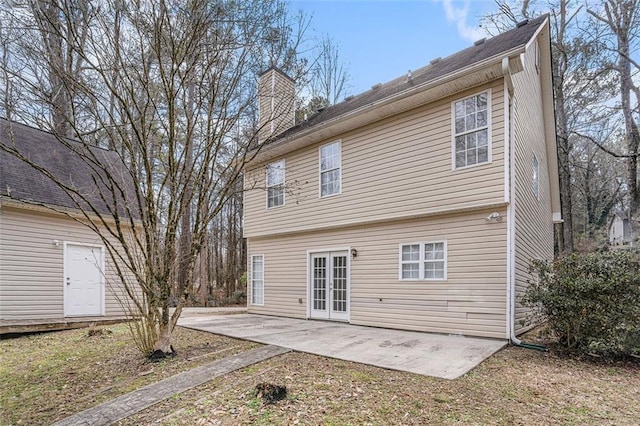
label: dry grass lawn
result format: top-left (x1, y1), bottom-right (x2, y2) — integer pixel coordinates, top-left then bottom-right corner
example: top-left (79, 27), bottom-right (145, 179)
top-left (0, 324), bottom-right (257, 425)
top-left (1, 324), bottom-right (639, 425)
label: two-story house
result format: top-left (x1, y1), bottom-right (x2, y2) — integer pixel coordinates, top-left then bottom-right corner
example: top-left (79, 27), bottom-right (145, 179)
top-left (243, 15), bottom-right (560, 341)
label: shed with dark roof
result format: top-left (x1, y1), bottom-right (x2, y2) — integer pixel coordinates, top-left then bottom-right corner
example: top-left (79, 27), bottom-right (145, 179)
top-left (0, 119), bottom-right (134, 321)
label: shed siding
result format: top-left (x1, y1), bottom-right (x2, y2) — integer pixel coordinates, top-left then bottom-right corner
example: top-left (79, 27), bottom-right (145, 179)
top-left (511, 38), bottom-right (555, 333)
top-left (245, 80), bottom-right (506, 238)
top-left (248, 209), bottom-right (508, 339)
top-left (0, 206), bottom-right (128, 320)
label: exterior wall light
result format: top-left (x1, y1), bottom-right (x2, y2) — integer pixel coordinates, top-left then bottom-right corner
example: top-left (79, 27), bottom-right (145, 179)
top-left (351, 248), bottom-right (358, 259)
top-left (485, 212), bottom-right (503, 222)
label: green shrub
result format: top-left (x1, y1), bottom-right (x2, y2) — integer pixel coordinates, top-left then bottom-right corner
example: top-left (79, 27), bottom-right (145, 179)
top-left (524, 250), bottom-right (640, 357)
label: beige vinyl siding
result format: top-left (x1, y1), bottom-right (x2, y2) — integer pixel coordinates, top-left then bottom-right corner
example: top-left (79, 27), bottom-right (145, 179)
top-left (0, 205), bottom-right (130, 320)
top-left (511, 38), bottom-right (555, 333)
top-left (245, 80), bottom-right (506, 238)
top-left (247, 209), bottom-right (508, 339)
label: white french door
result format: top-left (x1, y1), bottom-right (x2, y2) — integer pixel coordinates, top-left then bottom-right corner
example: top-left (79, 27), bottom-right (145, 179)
top-left (310, 251), bottom-right (349, 321)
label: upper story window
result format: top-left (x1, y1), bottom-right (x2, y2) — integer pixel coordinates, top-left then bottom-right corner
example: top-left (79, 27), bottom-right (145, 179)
top-left (266, 160), bottom-right (285, 208)
top-left (533, 154), bottom-right (539, 199)
top-left (320, 141), bottom-right (341, 197)
top-left (399, 241), bottom-right (447, 281)
top-left (453, 91), bottom-right (490, 169)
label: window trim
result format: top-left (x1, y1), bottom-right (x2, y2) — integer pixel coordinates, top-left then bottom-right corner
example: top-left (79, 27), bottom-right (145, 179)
top-left (532, 154), bottom-right (540, 200)
top-left (250, 254), bottom-right (264, 306)
top-left (266, 159), bottom-right (285, 209)
top-left (398, 240), bottom-right (448, 281)
top-left (318, 140), bottom-right (342, 198)
top-left (451, 89), bottom-right (492, 170)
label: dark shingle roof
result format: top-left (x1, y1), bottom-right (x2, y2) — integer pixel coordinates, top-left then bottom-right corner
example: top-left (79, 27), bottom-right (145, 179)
top-left (0, 118), bottom-right (134, 217)
top-left (269, 15), bottom-right (547, 145)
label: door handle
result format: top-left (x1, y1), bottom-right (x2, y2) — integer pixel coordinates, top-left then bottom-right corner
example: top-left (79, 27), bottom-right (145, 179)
top-left (66, 277), bottom-right (70, 285)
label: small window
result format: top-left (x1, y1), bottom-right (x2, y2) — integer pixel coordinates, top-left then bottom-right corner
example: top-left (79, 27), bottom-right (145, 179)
top-left (251, 255), bottom-right (264, 305)
top-left (319, 141), bottom-right (341, 197)
top-left (399, 241), bottom-right (447, 281)
top-left (266, 160), bottom-right (285, 208)
top-left (453, 92), bottom-right (490, 169)
top-left (533, 154), bottom-right (539, 199)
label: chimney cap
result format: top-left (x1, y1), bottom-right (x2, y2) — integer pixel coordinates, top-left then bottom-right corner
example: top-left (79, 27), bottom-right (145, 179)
top-left (258, 66), bottom-right (296, 83)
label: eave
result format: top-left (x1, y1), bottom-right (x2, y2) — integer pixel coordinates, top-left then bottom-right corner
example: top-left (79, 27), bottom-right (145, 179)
top-left (0, 197), bottom-right (141, 227)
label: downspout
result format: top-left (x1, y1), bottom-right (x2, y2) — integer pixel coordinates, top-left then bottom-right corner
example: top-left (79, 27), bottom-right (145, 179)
top-left (503, 57), bottom-right (548, 351)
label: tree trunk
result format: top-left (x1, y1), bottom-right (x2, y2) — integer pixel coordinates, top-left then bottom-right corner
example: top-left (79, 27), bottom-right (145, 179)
top-left (552, 0), bottom-right (574, 254)
top-left (591, 1), bottom-right (640, 215)
top-left (36, 1), bottom-right (70, 136)
top-left (154, 307), bottom-right (174, 354)
top-left (618, 23), bottom-right (639, 215)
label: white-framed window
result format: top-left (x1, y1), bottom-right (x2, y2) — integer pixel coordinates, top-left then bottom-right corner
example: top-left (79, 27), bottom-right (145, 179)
top-left (453, 91), bottom-right (490, 169)
top-left (251, 255), bottom-right (264, 305)
top-left (266, 160), bottom-right (285, 208)
top-left (399, 241), bottom-right (447, 281)
top-left (319, 141), bottom-right (341, 197)
top-left (533, 154), bottom-right (539, 199)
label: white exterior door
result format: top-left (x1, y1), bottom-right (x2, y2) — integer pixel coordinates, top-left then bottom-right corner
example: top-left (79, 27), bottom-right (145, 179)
top-left (310, 251), bottom-right (349, 321)
top-left (64, 243), bottom-right (104, 316)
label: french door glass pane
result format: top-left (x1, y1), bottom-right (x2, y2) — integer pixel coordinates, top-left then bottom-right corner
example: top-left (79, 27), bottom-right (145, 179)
top-left (332, 255), bottom-right (347, 313)
top-left (313, 257), bottom-right (326, 310)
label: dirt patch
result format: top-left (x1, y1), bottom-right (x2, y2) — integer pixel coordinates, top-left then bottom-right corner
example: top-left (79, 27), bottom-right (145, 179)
top-left (0, 324), bottom-right (257, 425)
top-left (254, 382), bottom-right (288, 404)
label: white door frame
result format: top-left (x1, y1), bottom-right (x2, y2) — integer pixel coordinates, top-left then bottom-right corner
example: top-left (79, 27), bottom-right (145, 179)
top-left (306, 247), bottom-right (351, 322)
top-left (63, 241), bottom-right (106, 317)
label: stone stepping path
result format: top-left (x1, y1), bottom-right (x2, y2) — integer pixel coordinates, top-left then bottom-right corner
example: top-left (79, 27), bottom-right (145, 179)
top-left (52, 345), bottom-right (290, 426)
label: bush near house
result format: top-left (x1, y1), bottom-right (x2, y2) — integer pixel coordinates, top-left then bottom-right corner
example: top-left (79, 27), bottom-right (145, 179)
top-left (525, 251), bottom-right (640, 358)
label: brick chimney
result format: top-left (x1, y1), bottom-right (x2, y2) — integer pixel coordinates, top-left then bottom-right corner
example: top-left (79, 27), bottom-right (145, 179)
top-left (258, 67), bottom-right (295, 143)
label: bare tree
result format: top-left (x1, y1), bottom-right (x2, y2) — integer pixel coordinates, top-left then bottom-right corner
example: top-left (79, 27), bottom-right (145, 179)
top-left (482, 0), bottom-right (622, 253)
top-left (571, 133), bottom-right (625, 243)
top-left (310, 34), bottom-right (351, 106)
top-left (0, 1), bottom-right (92, 136)
top-left (0, 0), bottom-right (307, 356)
top-left (588, 0), bottom-right (640, 216)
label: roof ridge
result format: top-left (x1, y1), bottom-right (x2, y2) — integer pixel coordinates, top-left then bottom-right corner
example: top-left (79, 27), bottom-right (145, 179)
top-left (275, 13), bottom-right (549, 144)
top-left (0, 117), bottom-right (112, 153)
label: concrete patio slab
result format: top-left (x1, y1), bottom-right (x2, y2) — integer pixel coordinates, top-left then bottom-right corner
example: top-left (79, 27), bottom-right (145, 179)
top-left (178, 314), bottom-right (507, 380)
